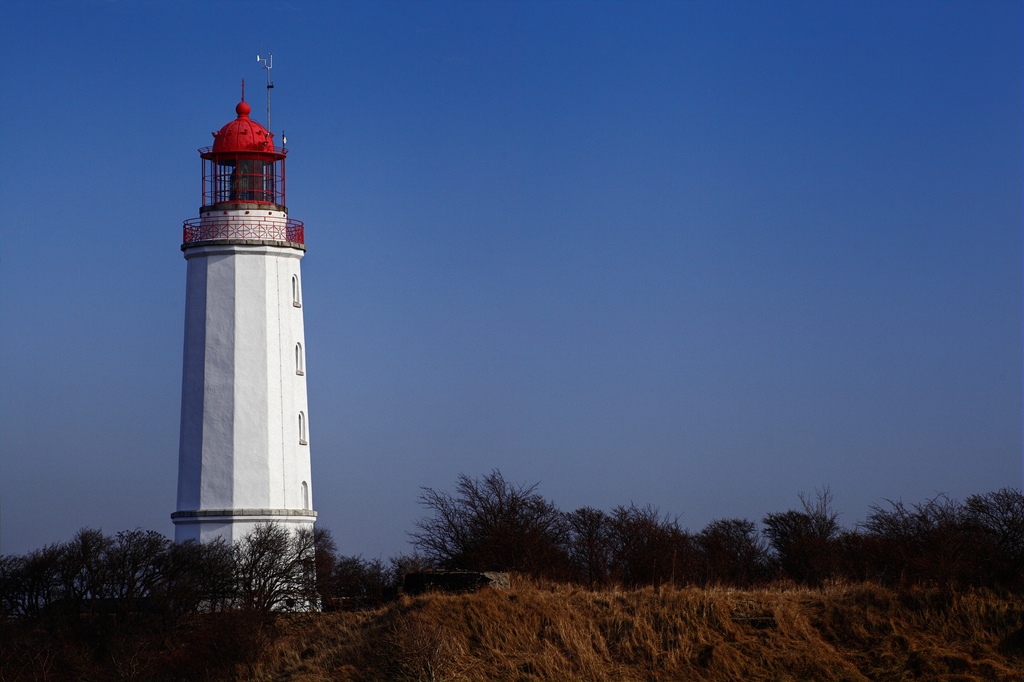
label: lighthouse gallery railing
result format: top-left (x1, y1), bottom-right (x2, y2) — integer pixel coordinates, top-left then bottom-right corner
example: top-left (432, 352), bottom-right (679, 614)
top-left (183, 216), bottom-right (304, 245)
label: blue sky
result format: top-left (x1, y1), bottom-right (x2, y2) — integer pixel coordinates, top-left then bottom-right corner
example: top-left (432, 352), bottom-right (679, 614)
top-left (0, 0), bottom-right (1020, 558)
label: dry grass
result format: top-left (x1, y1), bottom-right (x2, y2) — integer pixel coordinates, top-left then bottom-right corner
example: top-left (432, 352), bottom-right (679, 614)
top-left (5, 581), bottom-right (1017, 680)
top-left (254, 581), bottom-right (1024, 682)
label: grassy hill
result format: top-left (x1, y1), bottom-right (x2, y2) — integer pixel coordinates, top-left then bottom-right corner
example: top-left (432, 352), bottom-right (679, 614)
top-left (226, 580), bottom-right (1023, 681)
top-left (5, 578), bottom-right (1023, 680)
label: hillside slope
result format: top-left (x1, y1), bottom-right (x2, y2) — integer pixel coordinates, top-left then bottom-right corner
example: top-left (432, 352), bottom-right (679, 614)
top-left (262, 581), bottom-right (1023, 681)
top-left (4, 580), bottom-right (1022, 680)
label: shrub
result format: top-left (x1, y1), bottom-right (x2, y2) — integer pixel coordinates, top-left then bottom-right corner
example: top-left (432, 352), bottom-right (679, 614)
top-left (762, 487), bottom-right (841, 585)
top-left (411, 470), bottom-right (571, 579)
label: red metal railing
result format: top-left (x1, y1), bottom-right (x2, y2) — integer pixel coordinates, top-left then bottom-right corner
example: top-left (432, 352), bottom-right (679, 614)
top-left (183, 216), bottom-right (304, 245)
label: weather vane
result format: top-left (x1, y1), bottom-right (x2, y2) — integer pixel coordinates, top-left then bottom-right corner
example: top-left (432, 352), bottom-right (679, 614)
top-left (257, 44), bottom-right (275, 135)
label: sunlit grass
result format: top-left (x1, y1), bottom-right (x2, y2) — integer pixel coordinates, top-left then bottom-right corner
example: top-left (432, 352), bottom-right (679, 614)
top-left (257, 580), bottom-right (1023, 682)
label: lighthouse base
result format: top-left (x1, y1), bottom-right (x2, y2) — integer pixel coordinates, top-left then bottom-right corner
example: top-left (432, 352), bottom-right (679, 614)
top-left (171, 508), bottom-right (317, 544)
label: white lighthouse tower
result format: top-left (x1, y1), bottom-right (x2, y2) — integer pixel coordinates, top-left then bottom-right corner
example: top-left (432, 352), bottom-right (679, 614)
top-left (172, 92), bottom-right (315, 543)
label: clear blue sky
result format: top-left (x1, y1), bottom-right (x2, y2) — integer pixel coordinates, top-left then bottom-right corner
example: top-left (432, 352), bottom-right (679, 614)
top-left (0, 0), bottom-right (1020, 558)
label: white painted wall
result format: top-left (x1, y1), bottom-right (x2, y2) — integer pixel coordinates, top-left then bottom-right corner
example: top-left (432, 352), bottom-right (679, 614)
top-left (175, 212), bottom-right (314, 544)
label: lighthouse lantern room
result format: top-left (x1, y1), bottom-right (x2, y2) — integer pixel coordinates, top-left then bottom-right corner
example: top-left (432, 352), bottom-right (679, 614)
top-left (173, 89), bottom-right (315, 543)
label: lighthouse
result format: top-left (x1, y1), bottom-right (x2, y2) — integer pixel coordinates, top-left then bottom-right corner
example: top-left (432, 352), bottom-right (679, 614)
top-left (172, 92), bottom-right (315, 543)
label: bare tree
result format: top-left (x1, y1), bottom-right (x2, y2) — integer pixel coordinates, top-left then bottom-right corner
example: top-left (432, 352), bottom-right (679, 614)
top-left (55, 528), bottom-right (113, 613)
top-left (964, 488), bottom-right (1024, 590)
top-left (695, 518), bottom-right (770, 587)
top-left (762, 487), bottom-right (841, 585)
top-left (233, 523), bottom-right (317, 613)
top-left (105, 529), bottom-right (169, 606)
top-left (152, 537), bottom-right (234, 624)
top-left (566, 507), bottom-right (614, 588)
top-left (608, 503), bottom-right (694, 588)
top-left (411, 470), bottom-right (571, 578)
top-left (863, 493), bottom-right (999, 590)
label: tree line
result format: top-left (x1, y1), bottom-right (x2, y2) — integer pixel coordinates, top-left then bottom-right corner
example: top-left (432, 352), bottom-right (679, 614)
top-left (407, 471), bottom-right (1024, 593)
top-left (0, 523), bottom-right (322, 621)
top-left (1, 472), bottom-right (1022, 623)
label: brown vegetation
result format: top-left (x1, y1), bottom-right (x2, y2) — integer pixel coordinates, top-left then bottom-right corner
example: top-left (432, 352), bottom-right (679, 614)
top-left (3, 579), bottom-right (1022, 681)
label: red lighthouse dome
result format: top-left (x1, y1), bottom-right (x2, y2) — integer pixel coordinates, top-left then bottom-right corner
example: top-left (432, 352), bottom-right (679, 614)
top-left (211, 100), bottom-right (276, 154)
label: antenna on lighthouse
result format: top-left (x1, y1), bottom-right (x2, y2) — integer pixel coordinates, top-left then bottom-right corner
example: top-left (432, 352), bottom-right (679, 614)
top-left (257, 44), bottom-right (275, 135)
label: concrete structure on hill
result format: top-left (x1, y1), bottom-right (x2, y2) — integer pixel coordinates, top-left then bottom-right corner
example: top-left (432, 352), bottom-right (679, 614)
top-left (172, 91), bottom-right (315, 543)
